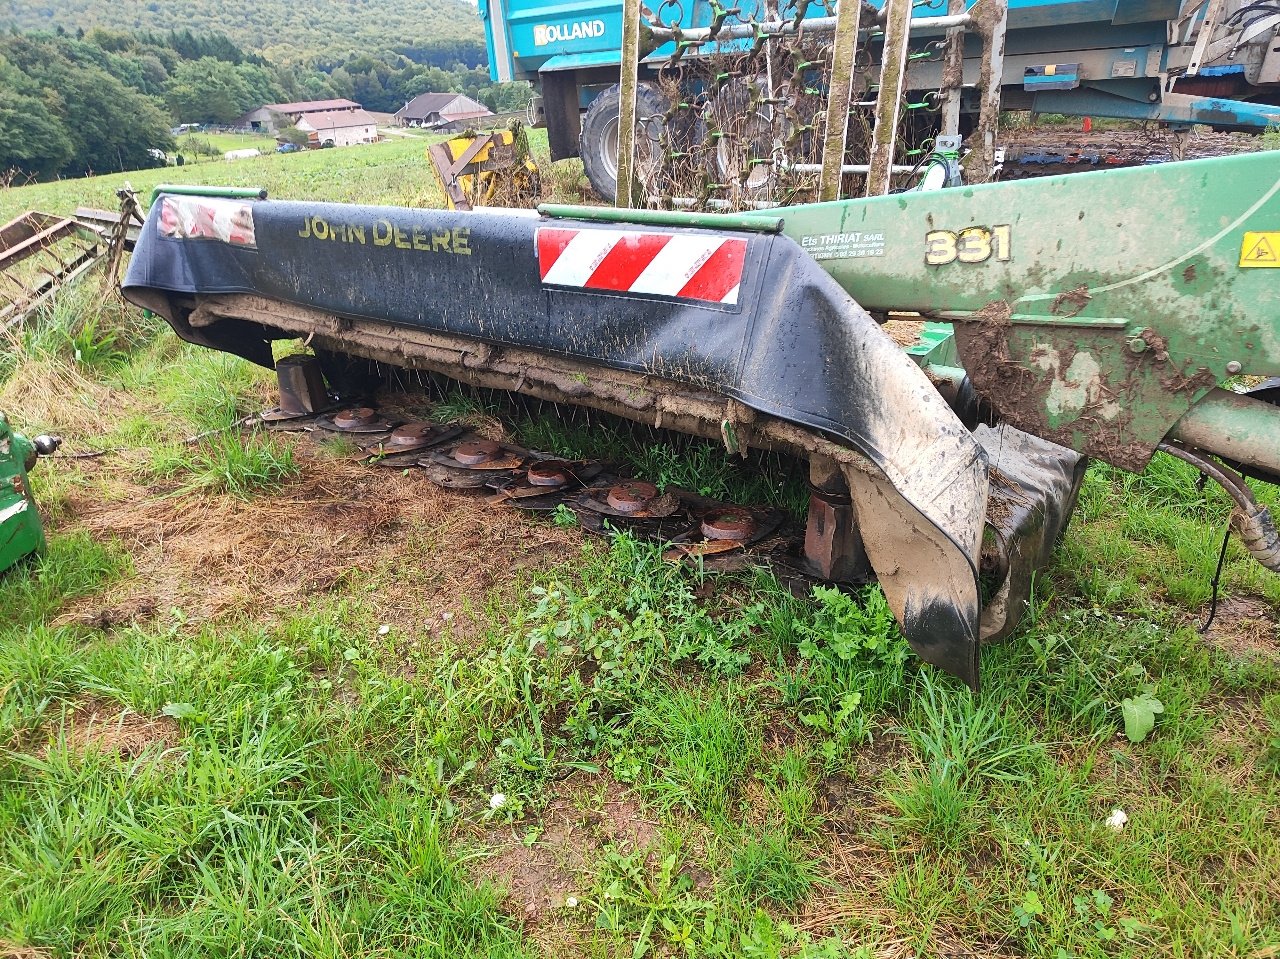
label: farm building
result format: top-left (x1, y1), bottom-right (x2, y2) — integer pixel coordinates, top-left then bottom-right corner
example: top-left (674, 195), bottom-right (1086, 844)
top-left (296, 109), bottom-right (380, 147)
top-left (236, 98), bottom-right (362, 134)
top-left (393, 93), bottom-right (493, 130)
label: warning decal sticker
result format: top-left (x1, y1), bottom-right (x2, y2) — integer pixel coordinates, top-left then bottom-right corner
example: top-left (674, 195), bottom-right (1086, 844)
top-left (1239, 231), bottom-right (1280, 268)
top-left (536, 227), bottom-right (746, 304)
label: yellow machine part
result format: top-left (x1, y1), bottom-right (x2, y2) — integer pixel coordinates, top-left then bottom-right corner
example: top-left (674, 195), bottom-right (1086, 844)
top-left (429, 128), bottom-right (540, 211)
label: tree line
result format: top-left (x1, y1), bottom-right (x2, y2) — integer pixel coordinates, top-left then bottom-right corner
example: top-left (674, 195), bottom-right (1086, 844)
top-left (1, 0), bottom-right (485, 63)
top-left (0, 28), bottom-right (531, 182)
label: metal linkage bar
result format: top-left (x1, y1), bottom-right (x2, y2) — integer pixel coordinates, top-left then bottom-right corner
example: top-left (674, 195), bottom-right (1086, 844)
top-left (644, 12), bottom-right (972, 41)
top-left (866, 0), bottom-right (915, 196)
top-left (1185, 0), bottom-right (1227, 75)
top-left (617, 0), bottom-right (643, 206)
top-left (819, 0), bottom-right (866, 201)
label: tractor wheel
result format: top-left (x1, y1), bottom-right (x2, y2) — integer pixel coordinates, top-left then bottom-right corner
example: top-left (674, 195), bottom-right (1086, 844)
top-left (580, 83), bottom-right (672, 202)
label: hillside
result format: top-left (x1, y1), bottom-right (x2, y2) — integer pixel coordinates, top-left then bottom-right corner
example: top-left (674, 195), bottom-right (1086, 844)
top-left (2, 0), bottom-right (485, 62)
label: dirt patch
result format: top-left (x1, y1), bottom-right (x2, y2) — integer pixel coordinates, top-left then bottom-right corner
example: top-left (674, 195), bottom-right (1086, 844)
top-left (469, 774), bottom-right (660, 931)
top-left (1200, 595), bottom-right (1278, 661)
top-left (0, 943), bottom-right (53, 959)
top-left (52, 436), bottom-right (580, 632)
top-left (55, 594), bottom-right (159, 630)
top-left (817, 732), bottom-right (911, 833)
top-left (882, 319), bottom-right (926, 349)
top-left (37, 697), bottom-right (180, 761)
top-left (477, 839), bottom-right (580, 925)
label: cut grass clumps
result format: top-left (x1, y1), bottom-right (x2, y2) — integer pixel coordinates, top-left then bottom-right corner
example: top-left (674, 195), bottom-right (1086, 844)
top-left (728, 830), bottom-right (819, 906)
top-left (633, 686), bottom-right (757, 823)
top-left (149, 433), bottom-right (299, 498)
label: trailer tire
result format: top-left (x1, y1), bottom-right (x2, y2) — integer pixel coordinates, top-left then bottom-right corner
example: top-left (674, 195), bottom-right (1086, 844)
top-left (705, 78), bottom-right (786, 200)
top-left (581, 83), bottom-right (672, 202)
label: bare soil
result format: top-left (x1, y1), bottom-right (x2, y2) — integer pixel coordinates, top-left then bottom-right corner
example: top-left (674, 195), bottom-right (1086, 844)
top-left (1201, 595), bottom-right (1278, 661)
top-left (468, 774), bottom-right (660, 934)
top-left (53, 440), bottom-right (580, 634)
top-left (36, 696), bottom-right (180, 760)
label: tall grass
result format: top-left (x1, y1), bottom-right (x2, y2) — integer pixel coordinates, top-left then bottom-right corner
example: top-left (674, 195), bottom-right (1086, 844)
top-left (148, 432), bottom-right (299, 498)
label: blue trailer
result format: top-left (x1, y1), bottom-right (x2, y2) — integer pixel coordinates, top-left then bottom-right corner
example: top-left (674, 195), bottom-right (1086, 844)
top-left (479, 0), bottom-right (1280, 197)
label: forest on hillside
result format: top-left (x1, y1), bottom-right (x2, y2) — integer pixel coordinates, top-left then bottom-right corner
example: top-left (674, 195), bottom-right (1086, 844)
top-left (0, 25), bottom-right (532, 183)
top-left (1, 0), bottom-right (485, 62)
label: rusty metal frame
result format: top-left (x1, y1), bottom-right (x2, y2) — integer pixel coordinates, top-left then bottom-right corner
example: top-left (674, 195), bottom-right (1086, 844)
top-left (0, 212), bottom-right (107, 329)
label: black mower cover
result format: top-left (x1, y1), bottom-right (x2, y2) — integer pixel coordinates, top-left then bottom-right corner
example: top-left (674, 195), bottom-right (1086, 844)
top-left (123, 193), bottom-right (1084, 686)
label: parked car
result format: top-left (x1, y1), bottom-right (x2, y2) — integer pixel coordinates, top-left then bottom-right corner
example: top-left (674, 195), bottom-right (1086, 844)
top-left (276, 142), bottom-right (303, 153)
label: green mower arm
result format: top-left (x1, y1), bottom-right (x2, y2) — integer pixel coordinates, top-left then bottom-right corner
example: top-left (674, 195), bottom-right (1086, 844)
top-left (765, 150), bottom-right (1280, 481)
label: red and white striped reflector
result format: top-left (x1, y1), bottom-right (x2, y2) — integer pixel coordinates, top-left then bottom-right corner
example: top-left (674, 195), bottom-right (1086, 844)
top-left (537, 227), bottom-right (746, 305)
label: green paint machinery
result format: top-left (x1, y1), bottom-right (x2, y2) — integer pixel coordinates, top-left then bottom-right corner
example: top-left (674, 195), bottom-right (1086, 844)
top-left (1, 413), bottom-right (60, 575)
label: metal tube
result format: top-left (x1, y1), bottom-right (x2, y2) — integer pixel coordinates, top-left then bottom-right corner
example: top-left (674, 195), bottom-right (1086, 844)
top-left (878, 10), bottom-right (973, 27)
top-left (663, 197), bottom-right (785, 210)
top-left (819, 0), bottom-right (865, 201)
top-left (1167, 388), bottom-right (1280, 479)
top-left (537, 203), bottom-right (785, 232)
top-left (645, 12), bottom-right (971, 41)
top-left (783, 162), bottom-right (917, 173)
top-left (149, 184), bottom-right (268, 206)
top-left (617, 0), bottom-right (642, 207)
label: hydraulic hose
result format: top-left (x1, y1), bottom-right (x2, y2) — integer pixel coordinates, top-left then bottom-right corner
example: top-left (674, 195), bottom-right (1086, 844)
top-left (1158, 443), bottom-right (1280, 572)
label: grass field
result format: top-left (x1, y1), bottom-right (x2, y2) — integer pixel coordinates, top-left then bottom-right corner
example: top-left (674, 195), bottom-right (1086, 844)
top-left (1, 136), bottom-right (1278, 959)
top-left (0, 130), bottom-right (589, 225)
top-left (172, 132), bottom-right (281, 160)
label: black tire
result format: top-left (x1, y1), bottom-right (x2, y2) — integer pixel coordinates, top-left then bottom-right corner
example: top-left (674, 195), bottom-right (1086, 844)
top-left (580, 83), bottom-right (672, 202)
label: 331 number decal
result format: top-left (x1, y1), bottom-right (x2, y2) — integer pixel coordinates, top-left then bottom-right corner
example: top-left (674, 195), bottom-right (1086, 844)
top-left (925, 225), bottom-right (1012, 265)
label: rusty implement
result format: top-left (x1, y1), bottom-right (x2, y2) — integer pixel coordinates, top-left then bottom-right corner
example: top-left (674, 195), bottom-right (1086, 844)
top-left (0, 212), bottom-right (107, 329)
top-left (428, 123), bottom-right (541, 211)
